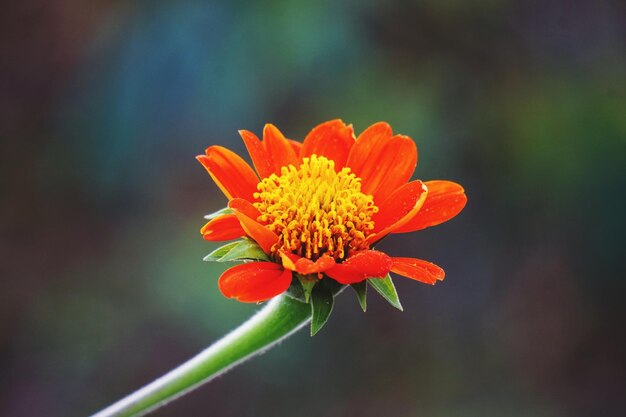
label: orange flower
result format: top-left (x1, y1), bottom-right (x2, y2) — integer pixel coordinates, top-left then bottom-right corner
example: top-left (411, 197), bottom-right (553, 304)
top-left (198, 120), bottom-right (466, 303)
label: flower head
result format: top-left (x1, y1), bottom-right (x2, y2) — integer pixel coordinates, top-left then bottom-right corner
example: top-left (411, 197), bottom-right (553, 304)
top-left (198, 120), bottom-right (466, 314)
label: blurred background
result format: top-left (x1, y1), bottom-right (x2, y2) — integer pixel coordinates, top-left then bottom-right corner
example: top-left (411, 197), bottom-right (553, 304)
top-left (2, 1), bottom-right (625, 416)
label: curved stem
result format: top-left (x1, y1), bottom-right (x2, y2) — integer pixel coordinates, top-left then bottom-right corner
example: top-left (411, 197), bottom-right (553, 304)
top-left (91, 295), bottom-right (311, 417)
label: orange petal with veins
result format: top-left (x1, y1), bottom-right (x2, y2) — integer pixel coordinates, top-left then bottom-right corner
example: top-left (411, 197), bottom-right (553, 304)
top-left (390, 257), bottom-right (445, 285)
top-left (264, 124), bottom-right (298, 175)
top-left (229, 198), bottom-right (279, 255)
top-left (346, 122), bottom-right (393, 175)
top-left (197, 146), bottom-right (259, 201)
top-left (325, 250), bottom-right (393, 284)
top-left (300, 119), bottom-right (355, 169)
top-left (360, 135), bottom-right (418, 203)
top-left (239, 129), bottom-right (273, 179)
top-left (201, 214), bottom-right (246, 241)
top-left (279, 251), bottom-right (336, 275)
top-left (393, 180), bottom-right (467, 233)
top-left (218, 262), bottom-right (292, 302)
top-left (368, 181), bottom-right (428, 244)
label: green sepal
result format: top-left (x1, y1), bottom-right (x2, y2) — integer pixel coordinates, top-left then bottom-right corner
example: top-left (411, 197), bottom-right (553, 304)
top-left (203, 240), bottom-right (241, 262)
top-left (368, 274), bottom-right (403, 311)
top-left (350, 281), bottom-right (367, 312)
top-left (203, 238), bottom-right (270, 262)
top-left (219, 238), bottom-right (270, 262)
top-left (310, 287), bottom-right (334, 336)
top-left (297, 274), bottom-right (318, 303)
top-left (284, 277), bottom-right (306, 302)
top-left (204, 207), bottom-right (233, 220)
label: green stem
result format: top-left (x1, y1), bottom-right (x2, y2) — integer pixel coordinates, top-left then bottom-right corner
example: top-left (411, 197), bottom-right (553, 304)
top-left (91, 295), bottom-right (311, 417)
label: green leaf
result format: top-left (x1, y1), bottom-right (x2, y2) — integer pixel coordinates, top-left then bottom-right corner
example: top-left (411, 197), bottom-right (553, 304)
top-left (285, 278), bottom-right (306, 302)
top-left (310, 288), bottom-right (334, 336)
top-left (297, 275), bottom-right (317, 303)
top-left (203, 238), bottom-right (270, 262)
top-left (218, 238), bottom-right (270, 262)
top-left (204, 207), bottom-right (233, 220)
top-left (203, 240), bottom-right (242, 262)
top-left (350, 281), bottom-right (367, 312)
top-left (368, 274), bottom-right (403, 311)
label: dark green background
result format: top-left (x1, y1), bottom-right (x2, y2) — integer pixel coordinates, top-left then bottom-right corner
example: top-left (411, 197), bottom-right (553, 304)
top-left (2, 1), bottom-right (625, 416)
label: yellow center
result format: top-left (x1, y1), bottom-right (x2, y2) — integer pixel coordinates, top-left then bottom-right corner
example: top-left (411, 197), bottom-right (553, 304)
top-left (254, 155), bottom-right (378, 261)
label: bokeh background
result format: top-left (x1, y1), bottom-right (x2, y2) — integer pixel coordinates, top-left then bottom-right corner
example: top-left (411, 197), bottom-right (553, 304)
top-left (2, 1), bottom-right (625, 416)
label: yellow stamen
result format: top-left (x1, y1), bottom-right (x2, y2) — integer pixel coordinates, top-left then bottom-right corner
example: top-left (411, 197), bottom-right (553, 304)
top-left (254, 155), bottom-right (377, 260)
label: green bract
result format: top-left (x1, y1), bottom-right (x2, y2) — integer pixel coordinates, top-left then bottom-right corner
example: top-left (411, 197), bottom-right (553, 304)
top-left (203, 238), bottom-right (270, 262)
top-left (203, 207), bottom-right (234, 220)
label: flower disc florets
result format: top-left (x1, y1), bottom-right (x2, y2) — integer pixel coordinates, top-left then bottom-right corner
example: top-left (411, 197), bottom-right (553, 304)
top-left (254, 155), bottom-right (378, 261)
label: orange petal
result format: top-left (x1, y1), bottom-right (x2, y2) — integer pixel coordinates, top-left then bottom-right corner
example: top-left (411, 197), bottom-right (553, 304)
top-left (278, 251), bottom-right (298, 271)
top-left (346, 122), bottom-right (393, 175)
top-left (325, 250), bottom-right (393, 284)
top-left (201, 214), bottom-right (246, 241)
top-left (300, 119), bottom-right (355, 169)
top-left (288, 139), bottom-right (302, 156)
top-left (229, 198), bottom-right (279, 254)
top-left (264, 124), bottom-right (298, 175)
top-left (390, 257), bottom-right (445, 285)
top-left (229, 197), bottom-right (261, 219)
top-left (297, 255), bottom-right (335, 275)
top-left (359, 135), bottom-right (418, 203)
top-left (368, 181), bottom-right (428, 244)
top-left (372, 180), bottom-right (427, 233)
top-left (393, 180), bottom-right (467, 233)
top-left (279, 251), bottom-right (335, 275)
top-left (239, 129), bottom-right (273, 179)
top-left (218, 262), bottom-right (292, 302)
top-left (197, 146), bottom-right (259, 201)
